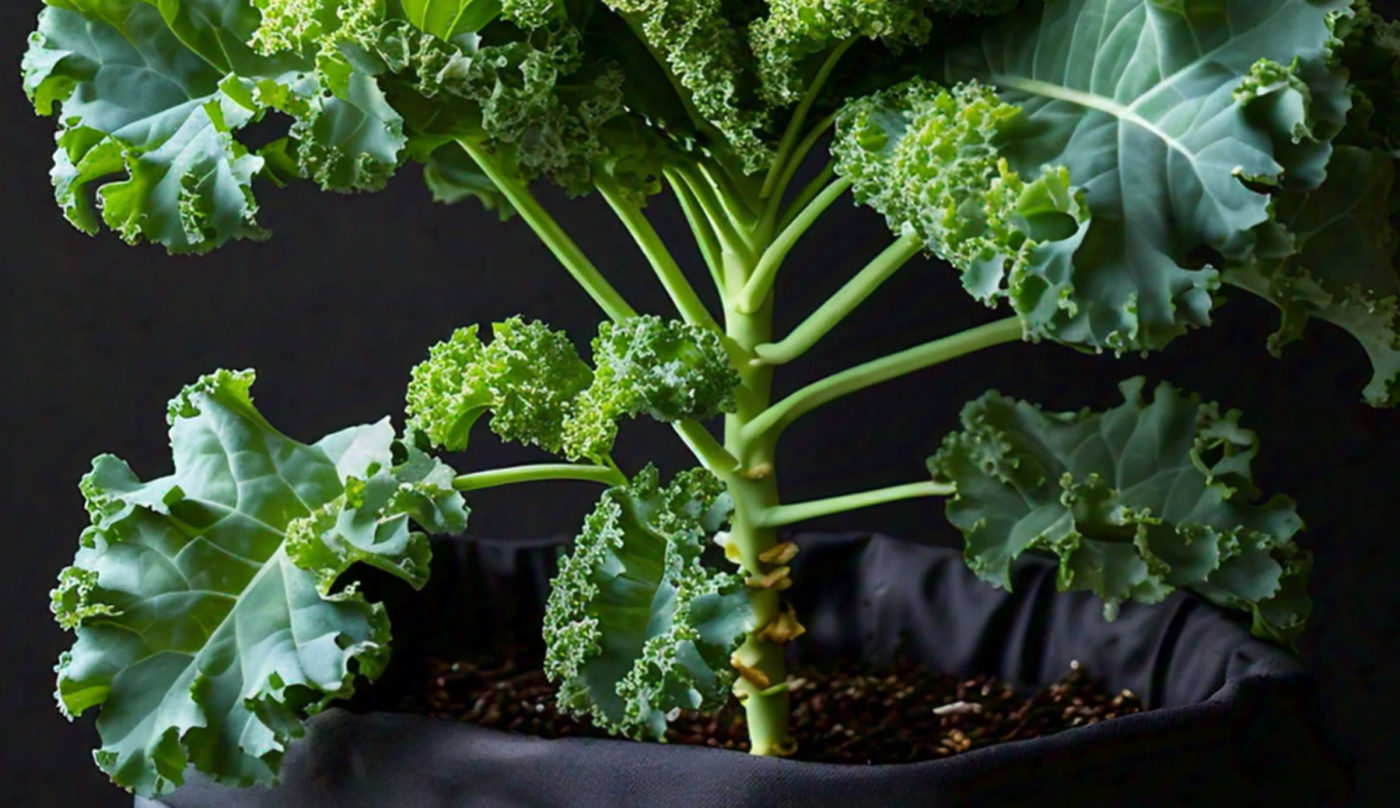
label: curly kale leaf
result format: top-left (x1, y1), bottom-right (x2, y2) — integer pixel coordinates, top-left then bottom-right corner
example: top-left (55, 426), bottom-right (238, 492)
top-left (51, 369), bottom-right (465, 796)
top-left (1220, 6), bottom-right (1400, 408)
top-left (1224, 146), bottom-right (1400, 407)
top-left (750, 0), bottom-right (1015, 108)
top-left (939, 0), bottom-right (1351, 353)
top-left (602, 0), bottom-right (772, 171)
top-left (408, 315), bottom-right (738, 462)
top-left (405, 318), bottom-right (593, 454)
top-left (286, 423), bottom-right (468, 594)
top-left (543, 465), bottom-right (750, 739)
top-left (1335, 0), bottom-right (1400, 155)
top-left (930, 378), bottom-right (1309, 647)
top-left (20, 0), bottom-right (647, 250)
top-left (361, 14), bottom-right (637, 197)
top-left (834, 77), bottom-right (1092, 321)
top-left (21, 0), bottom-right (407, 253)
top-left (563, 316), bottom-right (741, 462)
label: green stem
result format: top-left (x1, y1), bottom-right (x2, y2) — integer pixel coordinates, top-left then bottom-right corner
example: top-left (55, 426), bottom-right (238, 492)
top-left (757, 480), bottom-right (955, 527)
top-left (775, 163), bottom-right (835, 234)
top-left (596, 179), bottom-right (718, 331)
top-left (759, 39), bottom-right (854, 203)
top-left (693, 161), bottom-right (758, 234)
top-left (673, 419), bottom-right (742, 481)
top-left (754, 232), bottom-right (923, 365)
top-left (453, 464), bottom-right (627, 491)
top-left (458, 139), bottom-right (636, 322)
top-left (737, 176), bottom-right (853, 313)
top-left (666, 171), bottom-right (728, 296)
top-left (744, 316), bottom-right (1025, 444)
top-left (718, 251), bottom-right (792, 757)
top-left (765, 110), bottom-right (839, 231)
top-left (667, 166), bottom-right (751, 258)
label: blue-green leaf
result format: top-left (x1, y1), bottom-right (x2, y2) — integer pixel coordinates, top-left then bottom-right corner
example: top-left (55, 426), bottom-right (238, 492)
top-left (52, 370), bottom-right (464, 796)
top-left (929, 378), bottom-right (1310, 646)
top-left (22, 0), bottom-right (406, 252)
top-left (944, 0), bottom-right (1350, 351)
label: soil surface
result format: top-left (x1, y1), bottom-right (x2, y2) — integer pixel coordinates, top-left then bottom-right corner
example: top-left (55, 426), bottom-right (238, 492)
top-left (401, 653), bottom-right (1144, 764)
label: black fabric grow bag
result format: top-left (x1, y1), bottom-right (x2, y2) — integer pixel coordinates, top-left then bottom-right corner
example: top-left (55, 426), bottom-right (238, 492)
top-left (137, 534), bottom-right (1353, 807)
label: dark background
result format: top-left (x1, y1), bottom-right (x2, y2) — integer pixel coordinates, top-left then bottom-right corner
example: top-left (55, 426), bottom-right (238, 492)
top-left (3, 3), bottom-right (1398, 806)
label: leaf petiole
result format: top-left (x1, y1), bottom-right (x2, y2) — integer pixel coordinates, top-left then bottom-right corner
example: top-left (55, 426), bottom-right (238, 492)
top-left (452, 464), bottom-right (628, 491)
top-left (757, 480), bottom-right (955, 527)
top-left (754, 231), bottom-right (923, 364)
top-left (596, 178), bottom-right (720, 331)
top-left (743, 316), bottom-right (1025, 443)
top-left (673, 419), bottom-right (743, 481)
top-left (737, 176), bottom-right (853, 313)
top-left (457, 139), bottom-right (637, 323)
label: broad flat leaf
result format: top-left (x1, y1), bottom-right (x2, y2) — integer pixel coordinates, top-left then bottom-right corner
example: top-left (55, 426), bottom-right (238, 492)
top-left (542, 466), bottom-right (752, 739)
top-left (945, 0), bottom-right (1350, 352)
top-left (52, 370), bottom-right (465, 796)
top-left (401, 0), bottom-right (502, 39)
top-left (929, 378), bottom-right (1310, 646)
top-left (22, 0), bottom-right (405, 253)
top-left (24, 2), bottom-right (270, 252)
top-left (1225, 145), bottom-right (1400, 406)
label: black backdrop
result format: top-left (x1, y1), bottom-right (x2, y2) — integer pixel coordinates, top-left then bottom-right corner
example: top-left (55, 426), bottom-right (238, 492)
top-left (3, 3), bottom-right (1398, 806)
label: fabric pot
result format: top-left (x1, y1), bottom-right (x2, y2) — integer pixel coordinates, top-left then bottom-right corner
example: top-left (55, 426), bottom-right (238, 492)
top-left (137, 533), bottom-right (1353, 807)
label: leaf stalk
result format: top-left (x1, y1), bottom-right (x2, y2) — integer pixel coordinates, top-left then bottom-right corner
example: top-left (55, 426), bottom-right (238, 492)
top-left (453, 464), bottom-right (628, 491)
top-left (744, 316), bottom-right (1026, 444)
top-left (457, 140), bottom-right (636, 322)
top-left (737, 176), bottom-right (853, 313)
top-left (754, 231), bottom-right (923, 364)
top-left (757, 480), bottom-right (955, 527)
top-left (596, 178), bottom-right (719, 332)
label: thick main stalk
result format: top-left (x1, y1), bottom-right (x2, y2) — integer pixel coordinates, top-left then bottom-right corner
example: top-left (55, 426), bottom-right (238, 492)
top-left (722, 251), bottom-right (793, 757)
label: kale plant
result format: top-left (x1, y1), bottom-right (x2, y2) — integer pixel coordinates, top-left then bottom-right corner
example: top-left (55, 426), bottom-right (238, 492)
top-left (23, 0), bottom-right (1400, 795)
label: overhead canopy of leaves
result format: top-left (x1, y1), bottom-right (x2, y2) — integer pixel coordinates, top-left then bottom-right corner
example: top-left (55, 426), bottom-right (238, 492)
top-left (929, 377), bottom-right (1310, 647)
top-left (51, 370), bottom-right (466, 796)
top-left (20, 0), bottom-right (1034, 251)
top-left (407, 315), bottom-right (739, 462)
top-left (542, 465), bottom-right (751, 739)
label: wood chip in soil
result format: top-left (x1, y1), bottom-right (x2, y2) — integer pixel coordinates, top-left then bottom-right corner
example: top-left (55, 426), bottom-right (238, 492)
top-left (400, 655), bottom-right (1143, 765)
